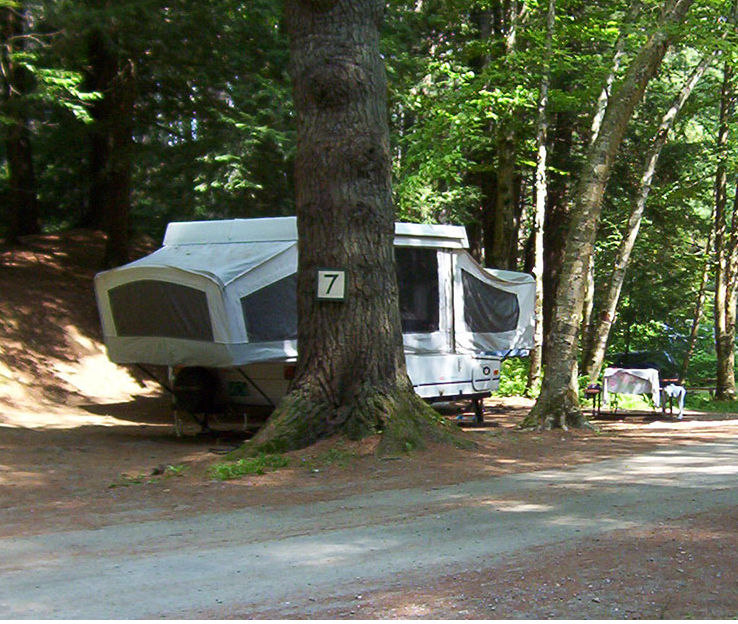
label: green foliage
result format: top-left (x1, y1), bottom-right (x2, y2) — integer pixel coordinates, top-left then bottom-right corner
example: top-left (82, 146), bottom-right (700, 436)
top-left (164, 464), bottom-right (188, 477)
top-left (498, 358), bottom-right (537, 397)
top-left (684, 393), bottom-right (738, 413)
top-left (296, 444), bottom-right (359, 471)
top-left (209, 453), bottom-right (289, 481)
top-left (108, 464), bottom-right (187, 488)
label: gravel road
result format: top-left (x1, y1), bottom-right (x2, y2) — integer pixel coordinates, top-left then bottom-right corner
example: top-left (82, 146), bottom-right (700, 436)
top-left (2, 440), bottom-right (737, 619)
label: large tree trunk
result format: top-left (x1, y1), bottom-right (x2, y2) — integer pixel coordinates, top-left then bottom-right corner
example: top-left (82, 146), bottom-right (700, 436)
top-left (1, 3), bottom-right (40, 242)
top-left (583, 53), bottom-right (714, 383)
top-left (523, 0), bottom-right (694, 430)
top-left (527, 0), bottom-right (555, 393)
top-left (245, 0), bottom-right (462, 457)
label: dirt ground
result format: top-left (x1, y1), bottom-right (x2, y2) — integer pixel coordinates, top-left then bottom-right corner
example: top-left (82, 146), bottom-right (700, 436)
top-left (3, 391), bottom-right (738, 538)
top-left (2, 231), bottom-right (738, 618)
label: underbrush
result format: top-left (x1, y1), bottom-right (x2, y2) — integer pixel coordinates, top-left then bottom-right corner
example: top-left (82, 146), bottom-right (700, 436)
top-left (498, 358), bottom-right (538, 397)
top-left (684, 392), bottom-right (738, 414)
top-left (209, 453), bottom-right (290, 480)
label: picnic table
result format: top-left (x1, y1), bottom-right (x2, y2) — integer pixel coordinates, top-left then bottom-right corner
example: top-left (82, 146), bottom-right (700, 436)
top-left (591, 367), bottom-right (686, 418)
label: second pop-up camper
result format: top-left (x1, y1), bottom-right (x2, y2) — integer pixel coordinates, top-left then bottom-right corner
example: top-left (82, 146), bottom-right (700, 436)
top-left (94, 217), bottom-right (535, 428)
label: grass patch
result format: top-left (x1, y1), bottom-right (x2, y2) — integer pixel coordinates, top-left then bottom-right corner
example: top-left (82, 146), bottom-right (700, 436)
top-left (684, 392), bottom-right (738, 414)
top-left (163, 464), bottom-right (188, 477)
top-left (300, 444), bottom-right (359, 471)
top-left (108, 464), bottom-right (189, 488)
top-left (604, 393), bottom-right (655, 411)
top-left (319, 445), bottom-right (358, 466)
top-left (209, 453), bottom-right (289, 481)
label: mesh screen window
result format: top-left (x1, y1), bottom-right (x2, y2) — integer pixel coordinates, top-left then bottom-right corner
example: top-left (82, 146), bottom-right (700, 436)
top-left (461, 270), bottom-right (519, 333)
top-left (241, 274), bottom-right (298, 343)
top-left (396, 247), bottom-right (439, 333)
top-left (109, 280), bottom-right (214, 341)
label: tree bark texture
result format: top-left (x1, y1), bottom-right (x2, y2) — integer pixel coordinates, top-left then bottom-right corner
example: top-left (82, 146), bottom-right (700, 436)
top-left (467, 8), bottom-right (493, 267)
top-left (680, 222), bottom-right (714, 380)
top-left (541, 114), bottom-right (574, 368)
top-left (246, 0), bottom-right (462, 457)
top-left (488, 122), bottom-right (520, 270)
top-left (1, 4), bottom-right (40, 242)
top-left (527, 0), bottom-right (555, 394)
top-left (86, 27), bottom-right (134, 268)
top-left (713, 60), bottom-right (737, 400)
top-left (584, 52), bottom-right (713, 383)
top-left (523, 0), bottom-right (695, 430)
top-left (486, 0), bottom-right (521, 271)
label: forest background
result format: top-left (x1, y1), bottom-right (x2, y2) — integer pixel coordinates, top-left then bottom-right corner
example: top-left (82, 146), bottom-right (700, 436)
top-left (2, 0), bottom-right (737, 400)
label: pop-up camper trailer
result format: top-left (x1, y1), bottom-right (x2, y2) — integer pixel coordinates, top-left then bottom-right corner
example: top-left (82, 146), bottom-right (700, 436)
top-left (94, 217), bottom-right (534, 429)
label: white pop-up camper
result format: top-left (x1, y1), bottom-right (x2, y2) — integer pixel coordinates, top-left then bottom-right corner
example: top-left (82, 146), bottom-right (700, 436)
top-left (94, 217), bottom-right (534, 428)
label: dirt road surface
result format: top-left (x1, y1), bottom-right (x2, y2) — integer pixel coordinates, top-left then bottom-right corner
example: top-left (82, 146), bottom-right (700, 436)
top-left (2, 439), bottom-right (737, 619)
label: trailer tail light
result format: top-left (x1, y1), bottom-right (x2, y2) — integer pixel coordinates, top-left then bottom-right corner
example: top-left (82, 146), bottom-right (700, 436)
top-left (283, 365), bottom-right (296, 380)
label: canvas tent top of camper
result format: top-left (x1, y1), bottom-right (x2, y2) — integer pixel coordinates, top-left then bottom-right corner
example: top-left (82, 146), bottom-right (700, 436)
top-left (94, 217), bottom-right (535, 369)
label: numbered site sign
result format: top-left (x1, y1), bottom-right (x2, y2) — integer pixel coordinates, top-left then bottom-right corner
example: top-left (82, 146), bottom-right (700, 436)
top-left (316, 269), bottom-right (346, 301)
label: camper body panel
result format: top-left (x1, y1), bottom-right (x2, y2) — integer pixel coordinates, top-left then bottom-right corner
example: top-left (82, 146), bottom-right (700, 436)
top-left (183, 352), bottom-right (502, 412)
top-left (405, 353), bottom-right (500, 399)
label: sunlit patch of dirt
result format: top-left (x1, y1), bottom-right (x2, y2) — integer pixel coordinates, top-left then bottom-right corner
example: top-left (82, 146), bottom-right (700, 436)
top-left (0, 230), bottom-right (158, 413)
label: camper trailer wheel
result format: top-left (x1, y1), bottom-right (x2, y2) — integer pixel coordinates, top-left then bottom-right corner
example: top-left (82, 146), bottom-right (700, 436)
top-left (173, 367), bottom-right (219, 414)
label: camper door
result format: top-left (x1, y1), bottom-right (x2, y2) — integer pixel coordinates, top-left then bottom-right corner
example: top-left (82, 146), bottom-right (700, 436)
top-left (396, 247), bottom-right (453, 354)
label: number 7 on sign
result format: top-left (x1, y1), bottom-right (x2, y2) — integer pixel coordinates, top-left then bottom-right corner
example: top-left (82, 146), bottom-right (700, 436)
top-left (317, 269), bottom-right (346, 301)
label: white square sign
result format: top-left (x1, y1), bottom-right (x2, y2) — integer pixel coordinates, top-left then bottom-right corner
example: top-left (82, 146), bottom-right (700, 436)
top-left (317, 269), bottom-right (346, 301)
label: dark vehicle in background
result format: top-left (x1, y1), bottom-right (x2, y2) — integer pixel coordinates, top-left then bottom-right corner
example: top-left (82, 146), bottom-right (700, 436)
top-left (608, 350), bottom-right (680, 380)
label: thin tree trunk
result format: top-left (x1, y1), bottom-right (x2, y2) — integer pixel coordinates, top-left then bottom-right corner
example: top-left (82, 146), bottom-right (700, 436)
top-left (523, 0), bottom-right (695, 430)
top-left (541, 115), bottom-right (573, 367)
top-left (246, 0), bottom-right (463, 457)
top-left (581, 7), bottom-right (639, 356)
top-left (583, 52), bottom-right (714, 383)
top-left (722, 180), bottom-right (738, 390)
top-left (680, 223), bottom-right (714, 380)
top-left (527, 0), bottom-right (555, 393)
top-left (85, 27), bottom-right (134, 268)
top-left (1, 3), bottom-right (40, 242)
top-left (714, 60), bottom-right (736, 400)
top-left (468, 7), bottom-right (493, 266)
top-left (103, 60), bottom-right (134, 268)
top-left (487, 0), bottom-right (521, 270)
top-left (489, 123), bottom-right (519, 269)
top-left (589, 5), bottom-right (637, 143)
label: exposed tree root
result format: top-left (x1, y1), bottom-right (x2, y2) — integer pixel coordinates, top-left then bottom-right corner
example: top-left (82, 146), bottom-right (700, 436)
top-left (230, 384), bottom-right (472, 459)
top-left (520, 388), bottom-right (598, 432)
